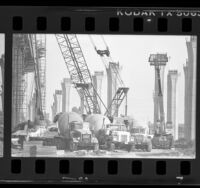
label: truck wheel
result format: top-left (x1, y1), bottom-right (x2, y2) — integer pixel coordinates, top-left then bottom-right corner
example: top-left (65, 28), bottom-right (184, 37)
top-left (110, 143), bottom-right (115, 151)
top-left (70, 142), bottom-right (77, 152)
top-left (127, 144), bottom-right (135, 152)
top-left (74, 143), bottom-right (78, 151)
top-left (94, 143), bottom-right (99, 151)
top-left (146, 142), bottom-right (152, 152)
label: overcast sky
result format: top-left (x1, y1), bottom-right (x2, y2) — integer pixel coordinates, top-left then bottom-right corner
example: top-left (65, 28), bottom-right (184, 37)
top-left (45, 34), bottom-right (193, 125)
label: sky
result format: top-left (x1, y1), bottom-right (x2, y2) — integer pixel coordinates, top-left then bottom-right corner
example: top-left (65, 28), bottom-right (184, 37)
top-left (45, 34), bottom-right (192, 125)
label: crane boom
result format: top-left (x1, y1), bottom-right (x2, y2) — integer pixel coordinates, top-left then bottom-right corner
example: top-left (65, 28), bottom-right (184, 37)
top-left (28, 34), bottom-right (44, 120)
top-left (89, 35), bottom-right (129, 117)
top-left (55, 34), bottom-right (104, 114)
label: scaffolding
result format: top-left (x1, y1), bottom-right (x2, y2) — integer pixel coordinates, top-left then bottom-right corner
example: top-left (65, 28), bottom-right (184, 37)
top-left (12, 35), bottom-right (28, 126)
top-left (12, 34), bottom-right (46, 127)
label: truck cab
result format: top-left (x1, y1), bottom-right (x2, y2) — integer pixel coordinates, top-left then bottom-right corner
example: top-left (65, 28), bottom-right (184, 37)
top-left (130, 126), bottom-right (152, 152)
top-left (102, 123), bottom-right (131, 150)
top-left (69, 122), bottom-right (99, 151)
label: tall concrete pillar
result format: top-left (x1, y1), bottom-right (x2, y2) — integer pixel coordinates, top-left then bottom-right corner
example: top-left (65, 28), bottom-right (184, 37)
top-left (167, 70), bottom-right (178, 140)
top-left (184, 36), bottom-right (197, 141)
top-left (61, 78), bottom-right (71, 113)
top-left (0, 54), bottom-right (4, 113)
top-left (54, 90), bottom-right (62, 114)
top-left (51, 103), bottom-right (56, 121)
top-left (106, 62), bottom-right (120, 116)
top-left (92, 71), bottom-right (104, 112)
top-left (78, 89), bottom-right (84, 114)
top-left (153, 66), bottom-right (165, 125)
top-left (28, 93), bottom-right (36, 122)
top-left (183, 62), bottom-right (190, 141)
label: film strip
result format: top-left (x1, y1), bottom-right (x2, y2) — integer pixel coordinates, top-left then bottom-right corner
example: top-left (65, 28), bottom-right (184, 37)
top-left (0, 6), bottom-right (199, 185)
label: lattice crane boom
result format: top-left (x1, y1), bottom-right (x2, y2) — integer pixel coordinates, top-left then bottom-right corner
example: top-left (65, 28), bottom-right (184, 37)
top-left (55, 34), bottom-right (103, 114)
top-left (89, 35), bottom-right (129, 117)
top-left (27, 34), bottom-right (44, 120)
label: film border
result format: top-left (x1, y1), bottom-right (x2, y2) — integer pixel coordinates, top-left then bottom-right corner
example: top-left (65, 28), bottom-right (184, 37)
top-left (0, 6), bottom-right (199, 185)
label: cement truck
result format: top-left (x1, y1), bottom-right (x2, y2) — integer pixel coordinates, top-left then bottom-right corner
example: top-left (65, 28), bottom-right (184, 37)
top-left (85, 114), bottom-right (134, 151)
top-left (53, 112), bottom-right (99, 151)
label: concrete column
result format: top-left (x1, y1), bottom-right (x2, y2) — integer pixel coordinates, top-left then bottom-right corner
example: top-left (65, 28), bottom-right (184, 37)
top-left (0, 55), bottom-right (4, 113)
top-left (27, 92), bottom-right (36, 122)
top-left (51, 103), bottom-right (56, 121)
top-left (178, 123), bottom-right (184, 139)
top-left (61, 78), bottom-right (71, 113)
top-left (184, 36), bottom-right (197, 141)
top-left (191, 37), bottom-right (197, 141)
top-left (92, 71), bottom-right (104, 112)
top-left (79, 89), bottom-right (84, 114)
top-left (106, 62), bottom-right (120, 116)
top-left (167, 70), bottom-right (178, 140)
top-left (54, 90), bottom-right (62, 114)
top-left (29, 97), bottom-right (34, 122)
top-left (183, 63), bottom-right (190, 141)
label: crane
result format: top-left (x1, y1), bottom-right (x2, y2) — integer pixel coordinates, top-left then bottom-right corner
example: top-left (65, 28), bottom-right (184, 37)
top-left (149, 53), bottom-right (173, 149)
top-left (89, 35), bottom-right (129, 118)
top-left (55, 34), bottom-right (107, 114)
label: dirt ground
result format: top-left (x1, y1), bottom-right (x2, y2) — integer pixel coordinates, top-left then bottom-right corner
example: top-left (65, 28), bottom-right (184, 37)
top-left (12, 147), bottom-right (195, 159)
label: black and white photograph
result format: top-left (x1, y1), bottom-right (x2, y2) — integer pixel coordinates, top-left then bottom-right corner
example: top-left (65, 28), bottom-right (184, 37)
top-left (0, 34), bottom-right (4, 157)
top-left (11, 34), bottom-right (196, 158)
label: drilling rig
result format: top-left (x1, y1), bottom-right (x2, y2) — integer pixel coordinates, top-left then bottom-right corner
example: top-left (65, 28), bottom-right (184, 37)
top-left (149, 53), bottom-right (173, 149)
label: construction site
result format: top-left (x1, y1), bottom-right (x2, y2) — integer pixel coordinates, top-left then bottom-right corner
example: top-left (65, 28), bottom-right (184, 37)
top-left (11, 34), bottom-right (196, 158)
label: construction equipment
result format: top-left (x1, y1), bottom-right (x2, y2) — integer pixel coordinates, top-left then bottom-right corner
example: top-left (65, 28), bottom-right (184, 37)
top-left (55, 34), bottom-right (107, 115)
top-left (149, 53), bottom-right (173, 149)
top-left (85, 114), bottom-right (134, 151)
top-left (27, 34), bottom-right (45, 121)
top-left (51, 112), bottom-right (99, 151)
top-left (89, 35), bottom-right (129, 118)
top-left (129, 125), bottom-right (152, 152)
